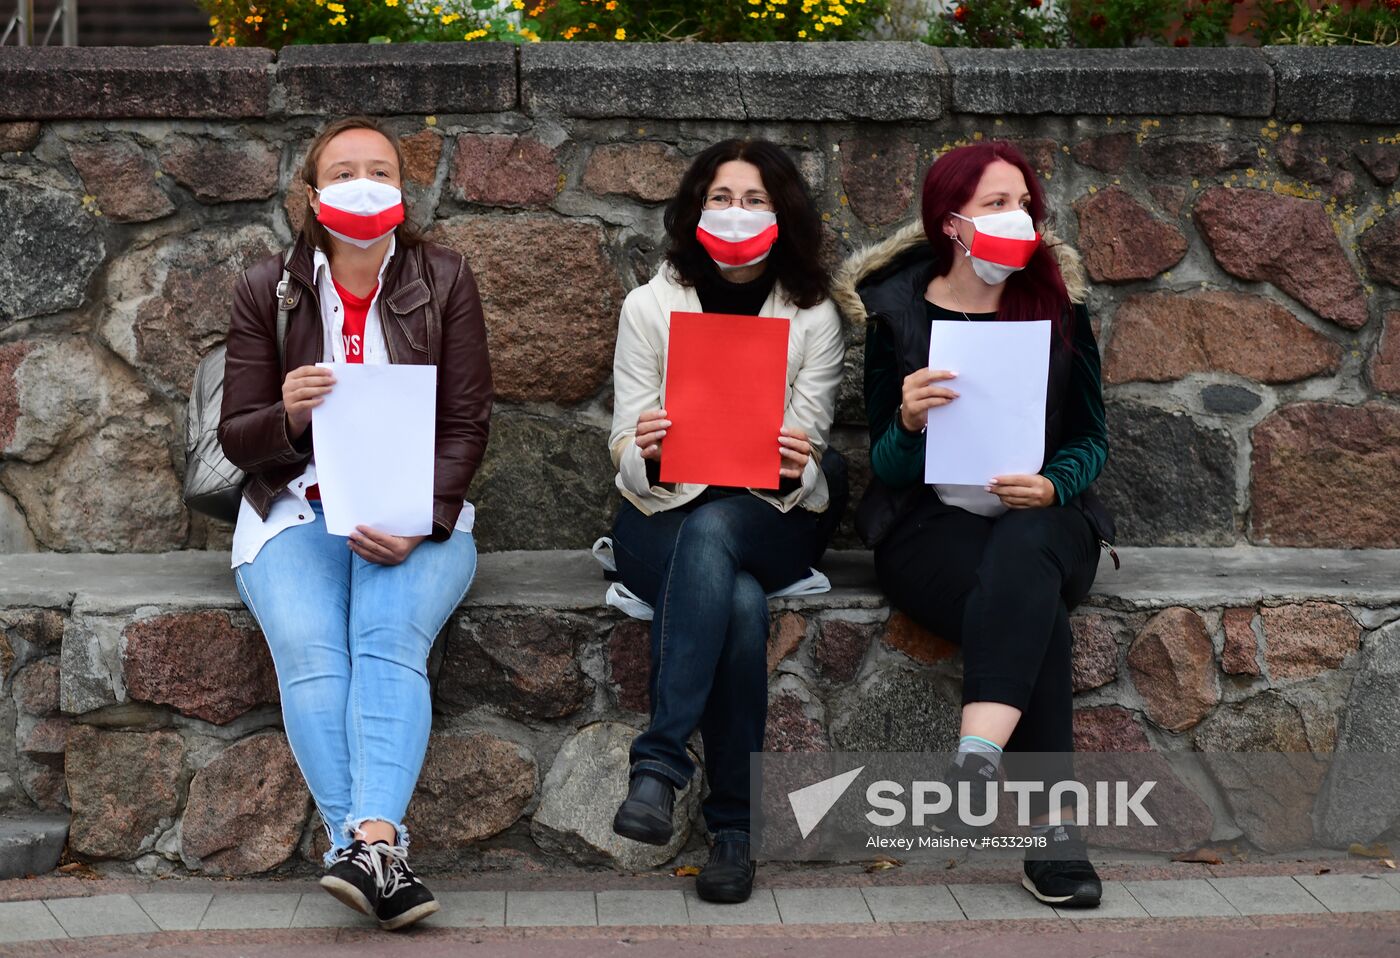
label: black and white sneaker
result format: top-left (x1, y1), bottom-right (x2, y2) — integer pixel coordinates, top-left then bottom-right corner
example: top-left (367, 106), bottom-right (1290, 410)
top-left (376, 847), bottom-right (439, 931)
top-left (319, 840), bottom-right (387, 916)
top-left (929, 752), bottom-right (1000, 841)
top-left (1022, 825), bottom-right (1102, 908)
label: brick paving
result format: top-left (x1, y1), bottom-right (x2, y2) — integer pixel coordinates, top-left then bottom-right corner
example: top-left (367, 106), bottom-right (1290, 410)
top-left (0, 863), bottom-right (1398, 955)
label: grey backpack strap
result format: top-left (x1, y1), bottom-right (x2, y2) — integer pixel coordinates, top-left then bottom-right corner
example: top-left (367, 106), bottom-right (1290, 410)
top-left (274, 246), bottom-right (296, 367)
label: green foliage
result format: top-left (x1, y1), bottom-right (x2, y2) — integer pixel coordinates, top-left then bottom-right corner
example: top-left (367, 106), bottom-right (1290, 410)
top-left (1250, 0), bottom-right (1400, 46)
top-left (202, 0), bottom-right (1398, 49)
top-left (535, 0), bottom-right (890, 42)
top-left (926, 0), bottom-right (1069, 48)
top-left (1177, 0), bottom-right (1236, 47)
top-left (1063, 0), bottom-right (1173, 48)
top-left (201, 0), bottom-right (887, 47)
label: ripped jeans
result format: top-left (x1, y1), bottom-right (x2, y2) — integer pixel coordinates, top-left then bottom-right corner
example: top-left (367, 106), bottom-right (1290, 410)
top-left (234, 501), bottom-right (477, 864)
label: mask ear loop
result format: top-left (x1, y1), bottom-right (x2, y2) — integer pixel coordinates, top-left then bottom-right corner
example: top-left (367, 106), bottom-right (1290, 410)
top-left (948, 214), bottom-right (974, 257)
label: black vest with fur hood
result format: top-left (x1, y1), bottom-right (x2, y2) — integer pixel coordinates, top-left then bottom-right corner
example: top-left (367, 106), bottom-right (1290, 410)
top-left (831, 221), bottom-right (1116, 550)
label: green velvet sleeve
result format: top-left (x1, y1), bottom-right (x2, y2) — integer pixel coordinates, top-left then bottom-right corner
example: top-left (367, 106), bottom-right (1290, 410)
top-left (1040, 302), bottom-right (1109, 505)
top-left (864, 319), bottom-right (926, 489)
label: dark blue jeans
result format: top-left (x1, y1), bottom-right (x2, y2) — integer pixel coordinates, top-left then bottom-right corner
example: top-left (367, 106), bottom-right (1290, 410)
top-left (610, 453), bottom-right (847, 838)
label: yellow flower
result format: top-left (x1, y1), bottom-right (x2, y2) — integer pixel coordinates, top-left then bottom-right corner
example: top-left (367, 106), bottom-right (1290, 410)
top-left (208, 14), bottom-right (218, 25)
top-left (512, 0), bottom-right (524, 7)
top-left (797, 28), bottom-right (806, 36)
top-left (329, 13), bottom-right (347, 24)
top-left (326, 2), bottom-right (344, 11)
top-left (385, 0), bottom-right (398, 6)
top-left (615, 27), bottom-right (626, 39)
top-left (605, 0), bottom-right (617, 8)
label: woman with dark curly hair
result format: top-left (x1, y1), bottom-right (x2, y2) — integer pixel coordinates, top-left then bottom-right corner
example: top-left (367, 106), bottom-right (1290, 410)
top-left (606, 138), bottom-right (848, 903)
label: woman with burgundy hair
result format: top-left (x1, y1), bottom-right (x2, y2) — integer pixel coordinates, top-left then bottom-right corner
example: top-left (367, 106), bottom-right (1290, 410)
top-left (833, 141), bottom-right (1115, 909)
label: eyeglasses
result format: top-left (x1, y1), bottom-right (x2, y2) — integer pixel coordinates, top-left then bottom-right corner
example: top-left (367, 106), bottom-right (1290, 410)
top-left (703, 192), bottom-right (773, 211)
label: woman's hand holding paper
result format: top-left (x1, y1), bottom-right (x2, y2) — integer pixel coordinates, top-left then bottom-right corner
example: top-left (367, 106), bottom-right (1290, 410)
top-left (899, 368), bottom-right (959, 432)
top-left (777, 426), bottom-right (811, 479)
top-left (987, 474), bottom-right (1056, 509)
top-left (635, 408), bottom-right (671, 462)
top-left (283, 365), bottom-right (336, 438)
top-left (349, 525), bottom-right (426, 565)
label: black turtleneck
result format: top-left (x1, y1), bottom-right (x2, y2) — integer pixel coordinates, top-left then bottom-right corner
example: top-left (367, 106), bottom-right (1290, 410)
top-left (695, 266), bottom-right (778, 317)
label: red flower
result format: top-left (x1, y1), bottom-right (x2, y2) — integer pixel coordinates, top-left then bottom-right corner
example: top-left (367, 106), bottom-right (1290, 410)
top-left (1088, 12), bottom-right (1107, 29)
top-left (954, 5), bottom-right (967, 21)
top-left (1174, 35), bottom-right (1190, 46)
top-left (1027, 0), bottom-right (1042, 7)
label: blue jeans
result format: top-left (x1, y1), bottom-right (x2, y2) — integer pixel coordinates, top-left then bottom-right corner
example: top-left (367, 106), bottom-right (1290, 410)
top-left (234, 501), bottom-right (477, 863)
top-left (611, 460), bottom-right (847, 837)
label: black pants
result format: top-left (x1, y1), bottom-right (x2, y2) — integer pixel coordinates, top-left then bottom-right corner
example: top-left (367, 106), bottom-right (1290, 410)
top-left (873, 493), bottom-right (1099, 811)
top-left (611, 451), bottom-right (849, 836)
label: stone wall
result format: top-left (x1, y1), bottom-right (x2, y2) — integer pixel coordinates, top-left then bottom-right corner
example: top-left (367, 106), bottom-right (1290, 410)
top-left (1, 44), bottom-right (1399, 553)
top-left (5, 549), bottom-right (1399, 875)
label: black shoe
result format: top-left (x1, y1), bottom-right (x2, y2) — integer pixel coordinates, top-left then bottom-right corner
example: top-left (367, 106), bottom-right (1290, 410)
top-left (929, 752), bottom-right (1000, 840)
top-left (319, 840), bottom-right (386, 916)
top-left (695, 837), bottom-right (755, 904)
top-left (1022, 826), bottom-right (1102, 908)
top-left (376, 848), bottom-right (440, 931)
top-left (612, 772), bottom-right (675, 846)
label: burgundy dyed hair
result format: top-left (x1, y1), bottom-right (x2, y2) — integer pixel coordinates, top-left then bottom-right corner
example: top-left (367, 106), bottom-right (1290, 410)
top-left (919, 141), bottom-right (1070, 343)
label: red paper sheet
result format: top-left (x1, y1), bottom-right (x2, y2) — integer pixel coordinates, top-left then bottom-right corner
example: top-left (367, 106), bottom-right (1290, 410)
top-left (659, 311), bottom-right (790, 490)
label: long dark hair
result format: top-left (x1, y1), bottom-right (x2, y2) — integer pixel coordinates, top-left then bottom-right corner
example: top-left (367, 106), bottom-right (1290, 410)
top-left (664, 139), bottom-right (830, 310)
top-left (920, 141), bottom-right (1070, 343)
top-left (298, 116), bottom-right (422, 252)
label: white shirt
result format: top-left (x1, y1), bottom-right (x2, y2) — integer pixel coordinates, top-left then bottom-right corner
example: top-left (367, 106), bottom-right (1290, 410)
top-left (935, 484), bottom-right (1008, 518)
top-left (230, 238), bottom-right (475, 568)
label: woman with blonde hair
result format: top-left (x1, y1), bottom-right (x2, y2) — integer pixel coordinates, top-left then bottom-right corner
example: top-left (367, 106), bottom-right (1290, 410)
top-left (220, 116), bottom-right (492, 929)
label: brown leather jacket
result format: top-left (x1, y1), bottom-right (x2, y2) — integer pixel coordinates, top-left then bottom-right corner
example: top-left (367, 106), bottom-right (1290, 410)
top-left (218, 236), bottom-right (493, 541)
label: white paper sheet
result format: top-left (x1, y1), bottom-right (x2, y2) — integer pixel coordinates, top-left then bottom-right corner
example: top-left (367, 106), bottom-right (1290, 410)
top-left (924, 320), bottom-right (1050, 486)
top-left (311, 362), bottom-right (437, 537)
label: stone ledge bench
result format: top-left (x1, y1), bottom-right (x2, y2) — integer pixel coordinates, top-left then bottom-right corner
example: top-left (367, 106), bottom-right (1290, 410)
top-left (2, 548), bottom-right (1399, 878)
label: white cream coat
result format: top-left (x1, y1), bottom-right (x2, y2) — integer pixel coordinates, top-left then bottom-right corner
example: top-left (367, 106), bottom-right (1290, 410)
top-left (608, 265), bottom-right (846, 516)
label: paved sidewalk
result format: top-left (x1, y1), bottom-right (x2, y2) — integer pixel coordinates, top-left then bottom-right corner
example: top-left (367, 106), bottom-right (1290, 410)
top-left (3, 867), bottom-right (1400, 953)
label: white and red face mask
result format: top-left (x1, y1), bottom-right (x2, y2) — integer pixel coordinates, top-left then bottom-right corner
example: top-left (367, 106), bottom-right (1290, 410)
top-left (696, 207), bottom-right (779, 271)
top-left (950, 209), bottom-right (1040, 285)
top-left (313, 178), bottom-right (405, 249)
